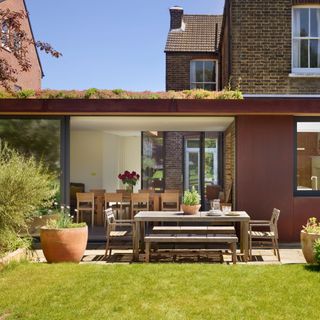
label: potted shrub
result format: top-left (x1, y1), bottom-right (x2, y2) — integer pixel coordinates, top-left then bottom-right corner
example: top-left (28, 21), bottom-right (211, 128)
top-left (40, 205), bottom-right (88, 263)
top-left (181, 186), bottom-right (201, 215)
top-left (301, 217), bottom-right (320, 264)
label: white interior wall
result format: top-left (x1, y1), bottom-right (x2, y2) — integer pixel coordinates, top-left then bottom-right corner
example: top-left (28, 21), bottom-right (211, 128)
top-left (71, 130), bottom-right (141, 192)
top-left (70, 130), bottom-right (103, 191)
top-left (102, 132), bottom-right (122, 192)
top-left (122, 136), bottom-right (141, 191)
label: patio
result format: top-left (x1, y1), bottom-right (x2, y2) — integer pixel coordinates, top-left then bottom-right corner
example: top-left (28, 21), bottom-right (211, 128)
top-left (31, 241), bottom-right (305, 265)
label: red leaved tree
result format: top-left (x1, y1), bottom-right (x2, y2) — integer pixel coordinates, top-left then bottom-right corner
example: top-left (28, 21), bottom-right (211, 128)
top-left (0, 8), bottom-right (61, 90)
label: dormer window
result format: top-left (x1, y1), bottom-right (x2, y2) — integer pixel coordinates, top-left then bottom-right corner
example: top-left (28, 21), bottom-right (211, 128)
top-left (190, 60), bottom-right (218, 91)
top-left (292, 7), bottom-right (320, 74)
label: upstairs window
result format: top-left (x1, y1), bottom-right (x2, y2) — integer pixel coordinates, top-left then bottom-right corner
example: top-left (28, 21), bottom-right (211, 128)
top-left (292, 7), bottom-right (320, 73)
top-left (190, 60), bottom-right (217, 91)
top-left (1, 21), bottom-right (9, 49)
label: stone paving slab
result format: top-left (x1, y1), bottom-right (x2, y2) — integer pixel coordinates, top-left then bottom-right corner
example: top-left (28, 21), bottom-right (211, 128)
top-left (32, 248), bottom-right (306, 265)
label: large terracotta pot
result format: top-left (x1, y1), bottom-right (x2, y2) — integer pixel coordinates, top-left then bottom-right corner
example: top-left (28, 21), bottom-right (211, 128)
top-left (40, 226), bottom-right (88, 263)
top-left (300, 230), bottom-right (320, 264)
top-left (181, 204), bottom-right (201, 215)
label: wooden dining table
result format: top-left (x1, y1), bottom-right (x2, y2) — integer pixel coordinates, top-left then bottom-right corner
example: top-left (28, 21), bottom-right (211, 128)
top-left (133, 211), bottom-right (250, 262)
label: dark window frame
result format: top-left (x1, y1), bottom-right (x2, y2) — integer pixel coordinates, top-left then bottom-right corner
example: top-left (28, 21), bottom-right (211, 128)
top-left (294, 116), bottom-right (320, 197)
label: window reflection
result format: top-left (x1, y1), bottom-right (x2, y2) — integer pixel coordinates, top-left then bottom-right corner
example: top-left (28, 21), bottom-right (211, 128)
top-left (142, 131), bottom-right (164, 192)
top-left (297, 122), bottom-right (320, 191)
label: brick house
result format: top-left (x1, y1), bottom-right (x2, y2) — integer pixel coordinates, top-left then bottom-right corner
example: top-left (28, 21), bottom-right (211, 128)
top-left (165, 7), bottom-right (222, 91)
top-left (166, 1), bottom-right (320, 94)
top-left (2, 3), bottom-right (320, 244)
top-left (0, 0), bottom-right (43, 91)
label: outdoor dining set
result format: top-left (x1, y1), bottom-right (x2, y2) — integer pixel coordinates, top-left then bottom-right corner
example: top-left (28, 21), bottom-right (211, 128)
top-left (75, 189), bottom-right (281, 264)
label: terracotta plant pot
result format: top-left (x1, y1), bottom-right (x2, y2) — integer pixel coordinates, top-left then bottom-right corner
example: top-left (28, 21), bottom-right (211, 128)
top-left (40, 226), bottom-right (88, 263)
top-left (300, 230), bottom-right (320, 264)
top-left (181, 204), bottom-right (201, 215)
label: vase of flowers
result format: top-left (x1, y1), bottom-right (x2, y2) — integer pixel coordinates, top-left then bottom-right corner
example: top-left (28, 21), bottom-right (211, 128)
top-left (118, 170), bottom-right (140, 192)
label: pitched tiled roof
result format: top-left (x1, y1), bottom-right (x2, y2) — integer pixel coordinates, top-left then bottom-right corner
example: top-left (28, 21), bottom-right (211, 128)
top-left (165, 15), bottom-right (223, 53)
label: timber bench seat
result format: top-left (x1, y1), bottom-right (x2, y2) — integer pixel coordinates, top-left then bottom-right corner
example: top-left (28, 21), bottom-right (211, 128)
top-left (152, 226), bottom-right (236, 234)
top-left (144, 233), bottom-right (238, 264)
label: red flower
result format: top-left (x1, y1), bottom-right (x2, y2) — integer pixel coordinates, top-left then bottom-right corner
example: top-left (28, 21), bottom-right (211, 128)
top-left (118, 170), bottom-right (140, 182)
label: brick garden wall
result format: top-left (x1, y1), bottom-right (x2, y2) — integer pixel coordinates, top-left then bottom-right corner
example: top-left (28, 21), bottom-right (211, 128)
top-left (228, 0), bottom-right (320, 94)
top-left (166, 52), bottom-right (219, 91)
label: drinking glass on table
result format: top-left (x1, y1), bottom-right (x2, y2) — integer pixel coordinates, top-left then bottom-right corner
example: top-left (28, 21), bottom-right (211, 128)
top-left (222, 204), bottom-right (232, 214)
top-left (211, 199), bottom-right (221, 211)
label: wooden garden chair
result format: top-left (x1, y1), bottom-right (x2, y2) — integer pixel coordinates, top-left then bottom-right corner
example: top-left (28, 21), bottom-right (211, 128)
top-left (104, 208), bottom-right (135, 258)
top-left (248, 208), bottom-right (281, 261)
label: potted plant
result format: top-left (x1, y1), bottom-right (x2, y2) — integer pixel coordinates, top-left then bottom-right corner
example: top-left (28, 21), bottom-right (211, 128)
top-left (301, 217), bottom-right (320, 264)
top-left (40, 205), bottom-right (88, 263)
top-left (181, 186), bottom-right (201, 215)
top-left (118, 170), bottom-right (140, 192)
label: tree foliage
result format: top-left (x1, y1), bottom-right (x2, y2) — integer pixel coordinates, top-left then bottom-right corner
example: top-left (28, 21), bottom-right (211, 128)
top-left (0, 8), bottom-right (61, 90)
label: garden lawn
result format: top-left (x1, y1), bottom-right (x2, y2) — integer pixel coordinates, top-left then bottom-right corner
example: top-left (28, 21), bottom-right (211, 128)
top-left (0, 263), bottom-right (319, 320)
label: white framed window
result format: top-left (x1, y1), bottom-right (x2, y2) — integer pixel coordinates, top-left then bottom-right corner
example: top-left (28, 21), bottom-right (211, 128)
top-left (190, 60), bottom-right (218, 91)
top-left (292, 6), bottom-right (320, 74)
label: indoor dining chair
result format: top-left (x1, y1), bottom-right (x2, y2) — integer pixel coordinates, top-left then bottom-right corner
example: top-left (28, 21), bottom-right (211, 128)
top-left (76, 192), bottom-right (95, 228)
top-left (104, 192), bottom-right (127, 224)
top-left (160, 192), bottom-right (180, 211)
top-left (131, 193), bottom-right (149, 219)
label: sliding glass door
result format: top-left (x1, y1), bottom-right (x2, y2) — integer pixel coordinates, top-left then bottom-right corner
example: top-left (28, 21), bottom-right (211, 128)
top-left (184, 132), bottom-right (221, 208)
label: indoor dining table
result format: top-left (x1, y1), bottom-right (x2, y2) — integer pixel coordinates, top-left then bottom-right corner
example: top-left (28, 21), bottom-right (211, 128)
top-left (133, 211), bottom-right (250, 262)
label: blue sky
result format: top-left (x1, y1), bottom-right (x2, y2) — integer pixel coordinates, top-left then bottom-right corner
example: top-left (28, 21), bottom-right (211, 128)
top-left (27, 0), bottom-right (225, 91)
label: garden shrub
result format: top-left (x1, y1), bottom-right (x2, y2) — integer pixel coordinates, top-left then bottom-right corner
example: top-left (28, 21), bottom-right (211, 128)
top-left (0, 142), bottom-right (56, 256)
top-left (314, 239), bottom-right (320, 264)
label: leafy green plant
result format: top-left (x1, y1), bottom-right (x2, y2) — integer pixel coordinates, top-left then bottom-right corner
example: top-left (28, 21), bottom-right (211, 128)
top-left (314, 239), bottom-right (320, 264)
top-left (302, 217), bottom-right (320, 235)
top-left (112, 88), bottom-right (125, 95)
top-left (45, 204), bottom-right (86, 229)
top-left (15, 89), bottom-right (35, 99)
top-left (0, 142), bottom-right (56, 255)
top-left (183, 186), bottom-right (200, 206)
top-left (84, 88), bottom-right (99, 99)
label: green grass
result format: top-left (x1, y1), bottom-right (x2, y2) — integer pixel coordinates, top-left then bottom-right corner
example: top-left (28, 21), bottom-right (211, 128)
top-left (0, 263), bottom-right (319, 319)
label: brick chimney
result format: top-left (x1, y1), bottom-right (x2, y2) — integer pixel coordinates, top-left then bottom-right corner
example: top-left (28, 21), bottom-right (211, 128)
top-left (170, 6), bottom-right (184, 30)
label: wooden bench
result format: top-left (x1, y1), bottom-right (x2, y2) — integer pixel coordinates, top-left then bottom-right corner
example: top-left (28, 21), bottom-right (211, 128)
top-left (144, 233), bottom-right (238, 264)
top-left (152, 226), bottom-right (236, 234)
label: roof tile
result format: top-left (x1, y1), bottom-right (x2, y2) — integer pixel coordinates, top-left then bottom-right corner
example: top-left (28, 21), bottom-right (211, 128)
top-left (165, 15), bottom-right (223, 53)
